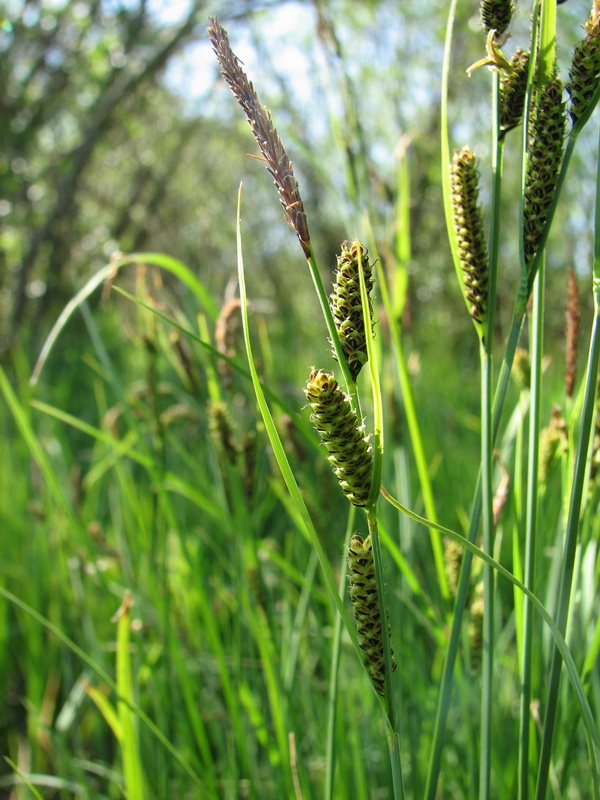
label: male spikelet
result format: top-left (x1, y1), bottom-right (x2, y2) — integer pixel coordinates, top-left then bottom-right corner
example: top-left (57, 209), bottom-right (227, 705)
top-left (566, 4), bottom-right (600, 123)
top-left (208, 400), bottom-right (238, 464)
top-left (451, 147), bottom-right (489, 326)
top-left (215, 298), bottom-right (242, 387)
top-left (523, 74), bottom-right (566, 267)
top-left (539, 406), bottom-right (567, 484)
top-left (499, 50), bottom-right (530, 139)
top-left (208, 18), bottom-right (311, 257)
top-left (511, 347), bottom-right (531, 390)
top-left (480, 0), bottom-right (514, 37)
top-left (468, 580), bottom-right (485, 674)
top-left (304, 369), bottom-right (372, 506)
top-left (329, 239), bottom-right (374, 381)
top-left (347, 533), bottom-right (395, 696)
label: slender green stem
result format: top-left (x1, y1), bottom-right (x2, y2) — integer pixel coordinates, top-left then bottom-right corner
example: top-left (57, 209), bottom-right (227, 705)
top-left (425, 306), bottom-right (526, 800)
top-left (325, 516), bottom-right (354, 800)
top-left (479, 339), bottom-right (494, 800)
top-left (479, 67), bottom-right (503, 800)
top-left (486, 73), bottom-right (502, 351)
top-left (518, 260), bottom-right (544, 800)
top-left (535, 120), bottom-right (600, 800)
top-left (366, 221), bottom-right (449, 602)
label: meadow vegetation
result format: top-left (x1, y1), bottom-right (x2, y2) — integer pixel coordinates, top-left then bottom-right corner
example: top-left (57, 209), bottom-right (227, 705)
top-left (1, 1), bottom-right (600, 798)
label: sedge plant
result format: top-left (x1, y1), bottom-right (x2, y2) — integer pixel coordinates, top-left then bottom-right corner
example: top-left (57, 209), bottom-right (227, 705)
top-left (209, 3), bottom-right (600, 798)
top-left (2, 3), bottom-right (600, 798)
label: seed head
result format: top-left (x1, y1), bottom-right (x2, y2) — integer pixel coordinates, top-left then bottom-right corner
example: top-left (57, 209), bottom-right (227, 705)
top-left (347, 533), bottom-right (395, 696)
top-left (215, 298), bottom-right (242, 387)
top-left (451, 147), bottom-right (489, 326)
top-left (329, 239), bottom-right (374, 381)
top-left (304, 369), bottom-right (372, 506)
top-left (538, 406), bottom-right (567, 484)
top-left (444, 537), bottom-right (463, 597)
top-left (499, 49), bottom-right (530, 139)
top-left (524, 74), bottom-right (566, 266)
top-left (566, 7), bottom-right (600, 123)
top-left (208, 17), bottom-right (311, 257)
top-left (468, 581), bottom-right (485, 674)
top-left (511, 347), bottom-right (531, 389)
top-left (480, 0), bottom-right (514, 37)
top-left (208, 400), bottom-right (238, 464)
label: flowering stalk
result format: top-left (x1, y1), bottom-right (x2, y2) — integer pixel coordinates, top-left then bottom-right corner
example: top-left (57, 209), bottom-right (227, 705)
top-left (304, 369), bottom-right (372, 506)
top-left (347, 533), bottom-right (395, 697)
top-left (480, 0), bottom-right (513, 38)
top-left (208, 17), bottom-right (311, 258)
top-left (499, 49), bottom-right (530, 140)
top-left (523, 74), bottom-right (566, 268)
top-left (329, 239), bottom-right (374, 381)
top-left (450, 146), bottom-right (489, 329)
top-left (566, 5), bottom-right (600, 123)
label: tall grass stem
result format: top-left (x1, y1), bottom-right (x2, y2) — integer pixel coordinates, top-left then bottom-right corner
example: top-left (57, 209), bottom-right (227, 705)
top-left (518, 261), bottom-right (545, 800)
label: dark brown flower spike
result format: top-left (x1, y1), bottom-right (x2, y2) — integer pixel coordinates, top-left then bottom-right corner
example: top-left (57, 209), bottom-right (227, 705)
top-left (499, 49), bottom-right (530, 140)
top-left (566, 5), bottom-right (600, 123)
top-left (523, 73), bottom-right (566, 267)
top-left (208, 17), bottom-right (311, 257)
top-left (451, 146), bottom-right (489, 326)
top-left (480, 0), bottom-right (514, 38)
top-left (347, 533), bottom-right (395, 696)
top-left (329, 239), bottom-right (375, 381)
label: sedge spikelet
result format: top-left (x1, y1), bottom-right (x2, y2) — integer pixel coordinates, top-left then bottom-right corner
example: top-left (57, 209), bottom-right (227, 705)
top-left (451, 147), bottom-right (489, 326)
top-left (347, 533), bottom-right (395, 696)
top-left (524, 74), bottom-right (566, 267)
top-left (329, 238), bottom-right (374, 381)
top-left (566, 6), bottom-right (600, 122)
top-left (208, 400), bottom-right (238, 464)
top-left (215, 298), bottom-right (242, 387)
top-left (304, 369), bottom-right (372, 506)
top-left (208, 18), bottom-right (311, 257)
top-left (565, 268), bottom-right (581, 399)
top-left (480, 0), bottom-right (514, 37)
top-left (444, 537), bottom-right (463, 597)
top-left (468, 580), bottom-right (485, 674)
top-left (499, 49), bottom-right (530, 139)
top-left (511, 347), bottom-right (531, 390)
top-left (539, 406), bottom-right (567, 484)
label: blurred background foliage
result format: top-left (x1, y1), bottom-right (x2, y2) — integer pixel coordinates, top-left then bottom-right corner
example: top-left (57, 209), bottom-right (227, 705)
top-left (2, 0), bottom-right (596, 358)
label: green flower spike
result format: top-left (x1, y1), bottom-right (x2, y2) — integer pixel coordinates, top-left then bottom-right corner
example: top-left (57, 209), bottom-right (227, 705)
top-left (451, 146), bottom-right (489, 327)
top-left (329, 238), bottom-right (374, 382)
top-left (499, 49), bottom-right (530, 139)
top-left (524, 73), bottom-right (566, 267)
top-left (304, 369), bottom-right (372, 506)
top-left (566, 7), bottom-right (600, 123)
top-left (347, 533), bottom-right (395, 697)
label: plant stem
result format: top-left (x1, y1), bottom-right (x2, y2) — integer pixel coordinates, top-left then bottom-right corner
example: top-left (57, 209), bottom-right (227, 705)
top-left (518, 259), bottom-right (544, 800)
top-left (325, 518), bottom-right (354, 800)
top-left (479, 338), bottom-right (494, 800)
top-left (535, 120), bottom-right (600, 800)
top-left (424, 308), bottom-right (526, 800)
